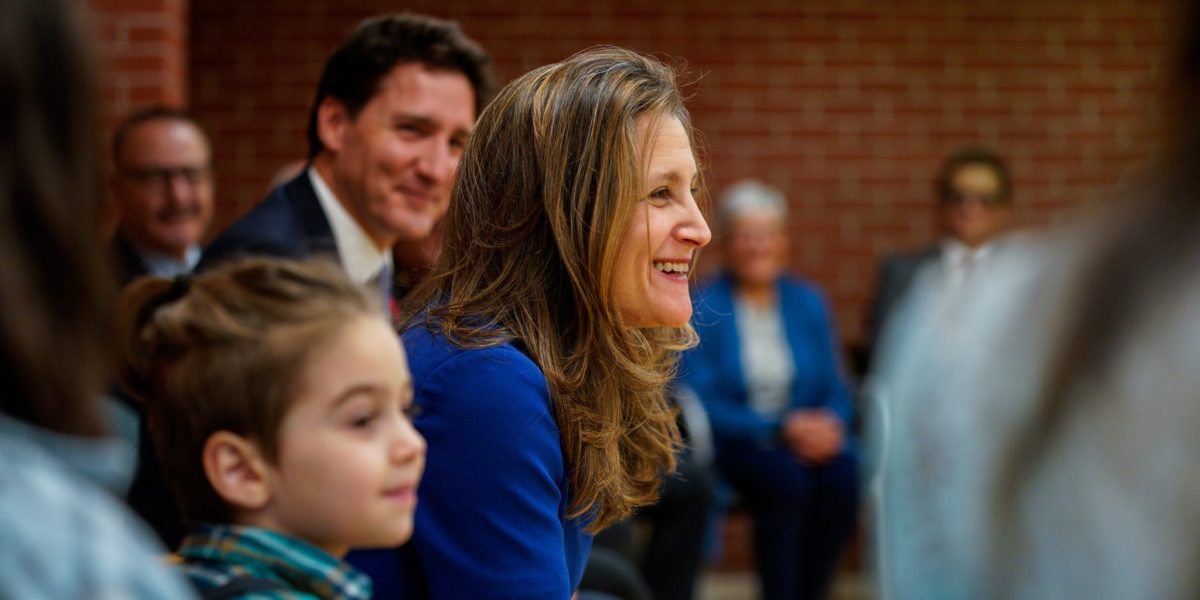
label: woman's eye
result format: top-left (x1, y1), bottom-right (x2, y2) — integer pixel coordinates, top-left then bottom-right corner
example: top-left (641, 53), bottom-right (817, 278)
top-left (402, 403), bottom-right (424, 420)
top-left (649, 188), bottom-right (671, 202)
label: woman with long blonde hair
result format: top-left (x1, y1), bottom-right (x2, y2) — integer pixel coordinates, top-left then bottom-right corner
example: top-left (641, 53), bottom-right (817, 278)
top-left (348, 46), bottom-right (712, 598)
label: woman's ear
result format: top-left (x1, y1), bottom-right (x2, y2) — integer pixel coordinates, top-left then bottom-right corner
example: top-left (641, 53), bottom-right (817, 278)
top-left (202, 431), bottom-right (272, 511)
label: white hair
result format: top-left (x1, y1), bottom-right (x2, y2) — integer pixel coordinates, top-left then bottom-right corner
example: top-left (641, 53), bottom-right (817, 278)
top-left (719, 179), bottom-right (786, 229)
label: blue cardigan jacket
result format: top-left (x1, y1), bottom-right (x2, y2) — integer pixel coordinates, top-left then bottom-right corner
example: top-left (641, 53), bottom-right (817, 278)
top-left (680, 274), bottom-right (853, 450)
top-left (347, 326), bottom-right (592, 598)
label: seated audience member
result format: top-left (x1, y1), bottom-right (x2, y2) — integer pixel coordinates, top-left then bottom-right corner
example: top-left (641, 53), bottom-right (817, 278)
top-left (348, 47), bottom-right (712, 598)
top-left (875, 4), bottom-right (1200, 597)
top-left (108, 107), bottom-right (215, 547)
top-left (866, 146), bottom-right (1014, 363)
top-left (681, 180), bottom-right (859, 600)
top-left (116, 258), bottom-right (425, 598)
top-left (109, 106), bottom-right (215, 284)
top-left (0, 0), bottom-right (193, 597)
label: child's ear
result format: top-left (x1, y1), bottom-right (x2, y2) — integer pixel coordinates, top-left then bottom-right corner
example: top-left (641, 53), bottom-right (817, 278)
top-left (202, 431), bottom-right (272, 511)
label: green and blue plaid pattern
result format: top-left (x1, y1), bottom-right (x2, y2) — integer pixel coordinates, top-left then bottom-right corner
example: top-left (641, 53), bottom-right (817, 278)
top-left (179, 525), bottom-right (371, 600)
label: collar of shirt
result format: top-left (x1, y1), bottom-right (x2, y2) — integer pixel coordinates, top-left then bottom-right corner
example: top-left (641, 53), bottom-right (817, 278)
top-left (308, 167), bottom-right (392, 285)
top-left (137, 244), bottom-right (201, 278)
top-left (179, 524), bottom-right (371, 600)
top-left (940, 237), bottom-right (993, 271)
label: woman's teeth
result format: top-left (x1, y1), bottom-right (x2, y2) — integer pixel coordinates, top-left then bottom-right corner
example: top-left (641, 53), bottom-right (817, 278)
top-left (654, 261), bottom-right (688, 274)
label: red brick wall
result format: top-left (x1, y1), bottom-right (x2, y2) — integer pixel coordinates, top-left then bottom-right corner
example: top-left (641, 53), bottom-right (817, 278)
top-left (84, 0), bottom-right (188, 134)
top-left (189, 0), bottom-right (1174, 344)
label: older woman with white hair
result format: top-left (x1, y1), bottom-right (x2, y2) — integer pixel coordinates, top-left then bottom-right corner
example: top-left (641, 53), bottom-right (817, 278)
top-left (681, 180), bottom-right (858, 600)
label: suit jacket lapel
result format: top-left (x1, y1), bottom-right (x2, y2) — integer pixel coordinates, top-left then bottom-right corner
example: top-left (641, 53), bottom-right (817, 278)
top-left (279, 172), bottom-right (340, 260)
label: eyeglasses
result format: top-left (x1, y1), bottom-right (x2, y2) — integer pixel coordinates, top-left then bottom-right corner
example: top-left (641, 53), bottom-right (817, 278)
top-left (120, 165), bottom-right (211, 189)
top-left (942, 191), bottom-right (1006, 207)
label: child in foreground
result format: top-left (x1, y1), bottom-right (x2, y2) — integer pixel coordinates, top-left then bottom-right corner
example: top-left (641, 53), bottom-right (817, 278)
top-left (118, 257), bottom-right (425, 599)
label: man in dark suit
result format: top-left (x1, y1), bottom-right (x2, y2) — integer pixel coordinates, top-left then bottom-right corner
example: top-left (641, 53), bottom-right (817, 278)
top-left (200, 13), bottom-right (496, 302)
top-left (866, 147), bottom-right (1015, 363)
top-left (109, 106), bottom-right (214, 285)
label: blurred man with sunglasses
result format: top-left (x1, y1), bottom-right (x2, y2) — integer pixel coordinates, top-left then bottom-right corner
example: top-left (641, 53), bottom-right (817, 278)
top-left (867, 147), bottom-right (1014, 362)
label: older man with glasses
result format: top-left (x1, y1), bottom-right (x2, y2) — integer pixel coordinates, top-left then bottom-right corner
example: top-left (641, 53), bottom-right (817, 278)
top-left (109, 106), bottom-right (214, 284)
top-left (107, 106), bottom-right (216, 549)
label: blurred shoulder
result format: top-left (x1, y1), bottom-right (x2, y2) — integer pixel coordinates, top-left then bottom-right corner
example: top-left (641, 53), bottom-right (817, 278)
top-left (0, 427), bottom-right (193, 598)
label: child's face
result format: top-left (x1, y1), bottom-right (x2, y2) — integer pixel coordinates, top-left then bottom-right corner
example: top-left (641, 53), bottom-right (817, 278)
top-left (261, 315), bottom-right (425, 557)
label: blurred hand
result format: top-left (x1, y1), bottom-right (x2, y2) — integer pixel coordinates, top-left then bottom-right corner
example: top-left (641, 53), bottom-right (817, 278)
top-left (781, 408), bottom-right (844, 465)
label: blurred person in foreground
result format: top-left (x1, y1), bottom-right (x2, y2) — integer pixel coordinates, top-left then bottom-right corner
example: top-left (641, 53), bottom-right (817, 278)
top-left (866, 147), bottom-right (1015, 364)
top-left (0, 0), bottom-right (193, 597)
top-left (874, 2), bottom-right (1200, 597)
top-left (681, 181), bottom-right (858, 600)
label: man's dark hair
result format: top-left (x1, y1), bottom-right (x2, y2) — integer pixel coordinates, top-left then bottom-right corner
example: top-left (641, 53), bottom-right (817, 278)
top-left (934, 146), bottom-right (1013, 204)
top-left (111, 105), bottom-right (205, 167)
top-left (306, 13), bottom-right (497, 159)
